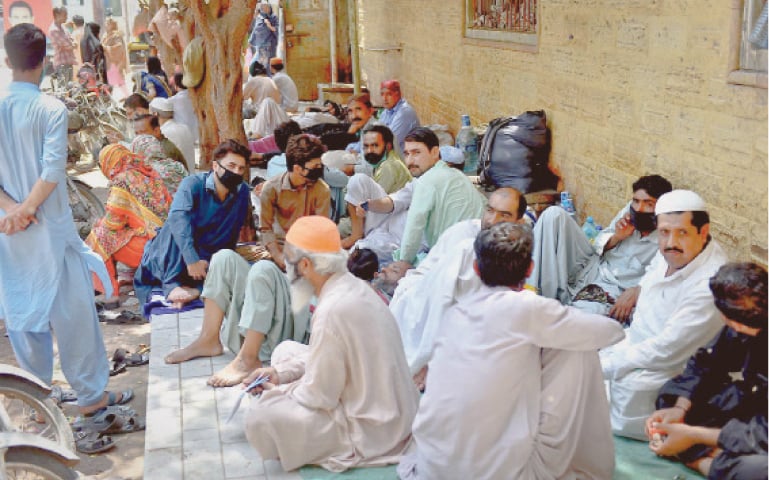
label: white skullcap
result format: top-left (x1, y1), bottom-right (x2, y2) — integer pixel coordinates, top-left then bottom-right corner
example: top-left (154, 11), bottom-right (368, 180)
top-left (440, 145), bottom-right (465, 165)
top-left (149, 97), bottom-right (174, 113)
top-left (655, 189), bottom-right (707, 215)
top-left (320, 150), bottom-right (357, 170)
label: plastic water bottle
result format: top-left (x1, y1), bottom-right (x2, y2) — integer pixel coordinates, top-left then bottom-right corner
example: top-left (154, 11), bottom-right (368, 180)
top-left (560, 191), bottom-right (576, 219)
top-left (582, 216), bottom-right (599, 244)
top-left (456, 114), bottom-right (479, 174)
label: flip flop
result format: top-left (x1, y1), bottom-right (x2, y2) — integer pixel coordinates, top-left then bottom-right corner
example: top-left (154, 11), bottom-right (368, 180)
top-left (125, 353), bottom-right (149, 367)
top-left (101, 410), bottom-right (145, 434)
top-left (75, 431), bottom-right (115, 454)
top-left (109, 362), bottom-right (126, 376)
top-left (49, 385), bottom-right (78, 405)
top-left (106, 389), bottom-right (133, 406)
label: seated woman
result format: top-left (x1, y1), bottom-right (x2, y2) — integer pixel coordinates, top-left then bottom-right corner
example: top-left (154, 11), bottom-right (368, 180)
top-left (86, 144), bottom-right (172, 303)
top-left (131, 134), bottom-right (187, 197)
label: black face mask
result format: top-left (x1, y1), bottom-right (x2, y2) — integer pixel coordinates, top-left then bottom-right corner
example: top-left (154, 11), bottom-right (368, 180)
top-left (303, 166), bottom-right (324, 182)
top-left (364, 151), bottom-right (385, 166)
top-left (216, 162), bottom-right (243, 193)
top-left (629, 206), bottom-right (657, 232)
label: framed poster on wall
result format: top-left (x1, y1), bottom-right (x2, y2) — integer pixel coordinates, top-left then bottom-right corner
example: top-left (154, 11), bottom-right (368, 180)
top-left (465, 0), bottom-right (538, 46)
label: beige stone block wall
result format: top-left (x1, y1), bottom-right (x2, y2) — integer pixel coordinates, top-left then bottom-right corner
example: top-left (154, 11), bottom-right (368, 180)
top-left (357, 0), bottom-right (768, 264)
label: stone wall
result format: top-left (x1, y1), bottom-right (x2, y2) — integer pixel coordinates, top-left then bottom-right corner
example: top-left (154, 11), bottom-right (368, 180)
top-left (357, 0), bottom-right (768, 264)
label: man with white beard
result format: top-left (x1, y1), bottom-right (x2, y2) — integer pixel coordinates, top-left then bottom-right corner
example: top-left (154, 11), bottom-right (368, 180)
top-left (241, 216), bottom-right (419, 472)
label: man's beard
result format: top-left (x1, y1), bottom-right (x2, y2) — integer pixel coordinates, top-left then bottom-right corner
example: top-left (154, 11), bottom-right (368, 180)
top-left (287, 261), bottom-right (315, 316)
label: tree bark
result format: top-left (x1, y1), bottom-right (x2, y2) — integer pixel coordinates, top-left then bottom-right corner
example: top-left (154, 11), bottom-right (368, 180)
top-left (185, 0), bottom-right (257, 170)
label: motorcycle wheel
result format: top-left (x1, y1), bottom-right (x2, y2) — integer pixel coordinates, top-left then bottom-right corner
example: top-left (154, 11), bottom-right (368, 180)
top-left (68, 179), bottom-right (105, 240)
top-left (0, 376), bottom-right (76, 454)
top-left (2, 447), bottom-right (79, 480)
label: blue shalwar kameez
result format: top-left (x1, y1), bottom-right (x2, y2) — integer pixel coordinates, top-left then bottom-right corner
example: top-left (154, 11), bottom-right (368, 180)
top-left (0, 82), bottom-right (111, 407)
top-left (133, 172), bottom-right (249, 308)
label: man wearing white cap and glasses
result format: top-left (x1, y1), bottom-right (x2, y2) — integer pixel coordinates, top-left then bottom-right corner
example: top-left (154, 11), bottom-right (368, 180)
top-left (149, 96), bottom-right (196, 173)
top-left (599, 190), bottom-right (728, 439)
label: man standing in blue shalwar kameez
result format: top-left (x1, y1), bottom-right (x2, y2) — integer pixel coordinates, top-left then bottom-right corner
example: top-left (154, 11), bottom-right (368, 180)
top-left (134, 139), bottom-right (251, 313)
top-left (0, 24), bottom-right (127, 418)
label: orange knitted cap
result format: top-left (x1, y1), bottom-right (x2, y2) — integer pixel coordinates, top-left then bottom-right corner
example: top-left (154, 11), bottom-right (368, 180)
top-left (285, 216), bottom-right (342, 253)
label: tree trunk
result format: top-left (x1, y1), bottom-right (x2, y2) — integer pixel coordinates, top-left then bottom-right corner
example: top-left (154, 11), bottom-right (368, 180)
top-left (185, 0), bottom-right (257, 170)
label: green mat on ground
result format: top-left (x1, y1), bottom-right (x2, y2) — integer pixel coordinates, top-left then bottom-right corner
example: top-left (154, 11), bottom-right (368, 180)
top-left (299, 465), bottom-right (397, 480)
top-left (614, 435), bottom-right (704, 479)
top-left (298, 436), bottom-right (705, 479)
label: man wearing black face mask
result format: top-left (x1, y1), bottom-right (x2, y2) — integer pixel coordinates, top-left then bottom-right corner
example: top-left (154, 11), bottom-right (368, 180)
top-left (341, 125), bottom-right (412, 250)
top-left (134, 140), bottom-right (252, 313)
top-left (259, 134), bottom-right (331, 271)
top-left (526, 174), bottom-right (672, 320)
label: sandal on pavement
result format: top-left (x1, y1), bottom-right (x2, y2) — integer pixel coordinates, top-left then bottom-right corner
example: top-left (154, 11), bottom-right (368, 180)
top-left (71, 405), bottom-right (138, 434)
top-left (100, 311), bottom-right (144, 324)
top-left (75, 431), bottom-right (115, 454)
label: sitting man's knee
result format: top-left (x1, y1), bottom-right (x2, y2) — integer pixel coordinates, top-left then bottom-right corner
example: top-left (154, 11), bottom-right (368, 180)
top-left (210, 249), bottom-right (241, 269)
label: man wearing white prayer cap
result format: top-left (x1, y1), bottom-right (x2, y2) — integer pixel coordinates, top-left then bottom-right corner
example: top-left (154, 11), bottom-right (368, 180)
top-left (149, 96), bottom-right (196, 172)
top-left (599, 190), bottom-right (729, 439)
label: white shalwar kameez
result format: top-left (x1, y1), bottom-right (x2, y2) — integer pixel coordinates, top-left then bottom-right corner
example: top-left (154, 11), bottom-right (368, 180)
top-left (389, 219), bottom-right (481, 374)
top-left (398, 286), bottom-right (625, 480)
top-left (600, 240), bottom-right (728, 438)
top-left (527, 204), bottom-right (658, 313)
top-left (245, 272), bottom-right (419, 472)
top-left (345, 175), bottom-right (413, 265)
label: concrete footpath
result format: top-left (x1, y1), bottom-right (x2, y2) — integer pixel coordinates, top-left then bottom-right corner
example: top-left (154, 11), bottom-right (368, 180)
top-left (143, 309), bottom-right (302, 480)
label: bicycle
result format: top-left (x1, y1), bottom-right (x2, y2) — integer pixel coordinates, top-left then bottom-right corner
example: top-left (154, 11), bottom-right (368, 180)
top-left (0, 364), bottom-right (79, 479)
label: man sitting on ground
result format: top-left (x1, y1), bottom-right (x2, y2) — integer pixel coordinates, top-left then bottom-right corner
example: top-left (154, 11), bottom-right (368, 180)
top-left (149, 97), bottom-right (195, 173)
top-left (163, 135), bottom-right (331, 387)
top-left (134, 140), bottom-right (251, 311)
top-left (378, 79), bottom-right (420, 156)
top-left (599, 189), bottom-right (729, 439)
top-left (132, 112), bottom-right (188, 172)
top-left (170, 72), bottom-right (198, 143)
top-left (357, 127), bottom-right (486, 266)
top-left (260, 134), bottom-right (331, 270)
top-left (269, 57), bottom-right (298, 112)
top-left (242, 216), bottom-right (418, 472)
top-left (645, 262), bottom-right (767, 479)
top-left (389, 187), bottom-right (525, 378)
top-left (398, 223), bottom-right (625, 480)
top-left (345, 93), bottom-right (378, 153)
top-left (341, 124), bottom-right (412, 251)
top-left (527, 174), bottom-right (672, 318)
top-left (244, 60), bottom-right (281, 106)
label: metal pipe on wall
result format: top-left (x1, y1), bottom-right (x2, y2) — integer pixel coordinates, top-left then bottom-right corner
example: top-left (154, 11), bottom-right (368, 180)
top-left (347, 0), bottom-right (361, 94)
top-left (329, 0), bottom-right (338, 85)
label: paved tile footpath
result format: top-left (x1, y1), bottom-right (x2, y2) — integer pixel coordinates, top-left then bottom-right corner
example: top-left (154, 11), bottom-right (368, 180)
top-left (143, 309), bottom-right (302, 480)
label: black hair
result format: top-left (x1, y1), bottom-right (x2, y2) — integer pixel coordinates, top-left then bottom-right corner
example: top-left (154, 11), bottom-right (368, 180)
top-left (274, 120), bottom-right (302, 153)
top-left (347, 93), bottom-right (372, 109)
top-left (347, 248), bottom-right (379, 281)
top-left (212, 139), bottom-right (251, 164)
top-left (404, 127), bottom-right (440, 151)
top-left (86, 22), bottom-right (100, 37)
top-left (146, 56), bottom-right (164, 76)
top-left (474, 222), bottom-right (534, 288)
top-left (249, 61), bottom-right (267, 77)
top-left (4, 23), bottom-right (46, 71)
top-left (633, 175), bottom-right (673, 200)
top-left (124, 93), bottom-right (150, 110)
top-left (363, 124), bottom-right (395, 149)
top-left (709, 262), bottom-right (767, 329)
top-left (250, 176), bottom-right (266, 188)
top-left (72, 15), bottom-right (85, 27)
top-left (173, 72), bottom-right (185, 90)
top-left (691, 211), bottom-right (710, 232)
top-left (270, 61), bottom-right (284, 72)
top-left (285, 134), bottom-right (325, 170)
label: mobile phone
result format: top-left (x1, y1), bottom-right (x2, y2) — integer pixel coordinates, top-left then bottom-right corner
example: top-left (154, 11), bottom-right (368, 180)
top-left (361, 201), bottom-right (369, 212)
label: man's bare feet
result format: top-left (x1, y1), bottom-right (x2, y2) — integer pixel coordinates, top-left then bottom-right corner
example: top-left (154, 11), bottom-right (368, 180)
top-left (207, 356), bottom-right (262, 388)
top-left (167, 286), bottom-right (200, 310)
top-left (165, 338), bottom-right (224, 364)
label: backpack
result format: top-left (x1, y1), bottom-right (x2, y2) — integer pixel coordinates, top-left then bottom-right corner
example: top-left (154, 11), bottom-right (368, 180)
top-left (478, 110), bottom-right (558, 193)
